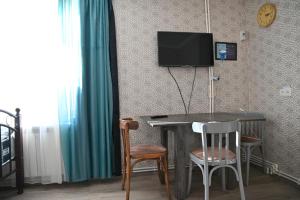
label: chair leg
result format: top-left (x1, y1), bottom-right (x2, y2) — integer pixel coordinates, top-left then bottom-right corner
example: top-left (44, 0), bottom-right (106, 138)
top-left (162, 155), bottom-right (172, 200)
top-left (245, 146), bottom-right (251, 186)
top-left (203, 165), bottom-right (209, 200)
top-left (237, 157), bottom-right (246, 200)
top-left (122, 158), bottom-right (127, 190)
top-left (187, 159), bottom-right (193, 195)
top-left (157, 158), bottom-right (165, 184)
top-left (221, 168), bottom-right (226, 191)
top-left (125, 160), bottom-right (131, 200)
top-left (241, 147), bottom-right (246, 163)
top-left (259, 145), bottom-right (265, 173)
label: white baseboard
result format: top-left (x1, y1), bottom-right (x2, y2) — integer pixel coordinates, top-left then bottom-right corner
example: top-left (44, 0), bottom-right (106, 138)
top-left (133, 156), bottom-right (300, 186)
top-left (248, 155), bottom-right (300, 185)
top-left (275, 171), bottom-right (300, 185)
top-left (246, 154), bottom-right (278, 174)
top-left (132, 164), bottom-right (175, 173)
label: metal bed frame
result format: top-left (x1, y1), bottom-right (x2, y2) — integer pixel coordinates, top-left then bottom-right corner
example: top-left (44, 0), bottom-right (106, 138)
top-left (0, 108), bottom-right (24, 194)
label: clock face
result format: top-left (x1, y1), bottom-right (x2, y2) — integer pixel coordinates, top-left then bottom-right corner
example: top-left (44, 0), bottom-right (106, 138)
top-left (257, 3), bottom-right (277, 27)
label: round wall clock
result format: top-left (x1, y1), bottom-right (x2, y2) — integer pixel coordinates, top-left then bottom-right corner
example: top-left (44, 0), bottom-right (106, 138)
top-left (257, 3), bottom-right (277, 27)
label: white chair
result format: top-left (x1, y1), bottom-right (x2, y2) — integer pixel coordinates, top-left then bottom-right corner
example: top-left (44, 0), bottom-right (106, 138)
top-left (240, 120), bottom-right (265, 186)
top-left (187, 121), bottom-right (245, 200)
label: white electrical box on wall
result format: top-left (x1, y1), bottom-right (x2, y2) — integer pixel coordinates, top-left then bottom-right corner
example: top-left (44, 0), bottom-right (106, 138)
top-left (279, 86), bottom-right (292, 97)
top-left (240, 31), bottom-right (246, 41)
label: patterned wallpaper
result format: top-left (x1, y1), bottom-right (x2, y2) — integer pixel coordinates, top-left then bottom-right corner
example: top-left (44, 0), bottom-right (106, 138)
top-left (210, 0), bottom-right (249, 112)
top-left (113, 0), bottom-right (249, 169)
top-left (245, 0), bottom-right (300, 179)
top-left (114, 0), bottom-right (300, 180)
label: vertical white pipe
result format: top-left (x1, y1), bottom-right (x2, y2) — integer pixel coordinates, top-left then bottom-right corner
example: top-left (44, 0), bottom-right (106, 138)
top-left (204, 0), bottom-right (209, 32)
top-left (207, 0), bottom-right (211, 32)
top-left (205, 0), bottom-right (214, 113)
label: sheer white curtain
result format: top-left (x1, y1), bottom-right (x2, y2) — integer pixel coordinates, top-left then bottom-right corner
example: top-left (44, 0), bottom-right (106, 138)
top-left (0, 0), bottom-right (64, 184)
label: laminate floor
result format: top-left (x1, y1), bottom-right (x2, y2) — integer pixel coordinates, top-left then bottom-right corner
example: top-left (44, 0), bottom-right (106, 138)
top-left (1, 166), bottom-right (299, 200)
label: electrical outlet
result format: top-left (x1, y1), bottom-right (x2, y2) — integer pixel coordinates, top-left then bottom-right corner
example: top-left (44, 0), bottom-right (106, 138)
top-left (270, 168), bottom-right (274, 175)
top-left (273, 164), bottom-right (279, 172)
top-left (279, 86), bottom-right (292, 97)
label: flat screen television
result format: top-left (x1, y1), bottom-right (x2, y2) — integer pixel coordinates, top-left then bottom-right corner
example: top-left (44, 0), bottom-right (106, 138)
top-left (157, 31), bottom-right (214, 67)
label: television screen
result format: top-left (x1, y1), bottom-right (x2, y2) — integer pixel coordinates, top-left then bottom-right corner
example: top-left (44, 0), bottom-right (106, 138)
top-left (157, 31), bottom-right (214, 67)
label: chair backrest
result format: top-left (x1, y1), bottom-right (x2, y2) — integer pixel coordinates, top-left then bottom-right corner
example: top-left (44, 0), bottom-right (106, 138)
top-left (240, 119), bottom-right (265, 140)
top-left (192, 121), bottom-right (241, 165)
top-left (120, 118), bottom-right (139, 160)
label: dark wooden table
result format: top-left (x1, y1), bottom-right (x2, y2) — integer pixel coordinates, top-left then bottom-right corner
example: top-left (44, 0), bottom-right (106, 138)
top-left (142, 112), bottom-right (265, 200)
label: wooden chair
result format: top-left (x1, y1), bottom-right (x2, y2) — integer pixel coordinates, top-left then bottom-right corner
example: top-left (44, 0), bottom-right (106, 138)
top-left (120, 118), bottom-right (172, 200)
top-left (240, 120), bottom-right (265, 186)
top-left (187, 121), bottom-right (245, 200)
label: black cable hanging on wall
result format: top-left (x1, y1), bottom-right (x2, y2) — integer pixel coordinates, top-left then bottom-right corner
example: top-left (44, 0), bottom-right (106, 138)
top-left (167, 67), bottom-right (197, 115)
top-left (187, 67), bottom-right (197, 114)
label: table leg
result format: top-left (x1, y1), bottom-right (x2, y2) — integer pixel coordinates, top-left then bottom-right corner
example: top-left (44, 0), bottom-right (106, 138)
top-left (174, 126), bottom-right (188, 200)
top-left (159, 127), bottom-right (168, 184)
top-left (161, 127), bottom-right (168, 148)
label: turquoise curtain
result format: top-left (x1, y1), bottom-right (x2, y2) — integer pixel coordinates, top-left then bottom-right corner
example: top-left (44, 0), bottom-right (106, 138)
top-left (58, 0), bottom-right (113, 182)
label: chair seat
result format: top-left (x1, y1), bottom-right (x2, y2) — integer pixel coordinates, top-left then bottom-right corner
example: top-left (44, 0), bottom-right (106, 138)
top-left (192, 147), bottom-right (236, 162)
top-left (130, 144), bottom-right (166, 159)
top-left (241, 136), bottom-right (262, 145)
